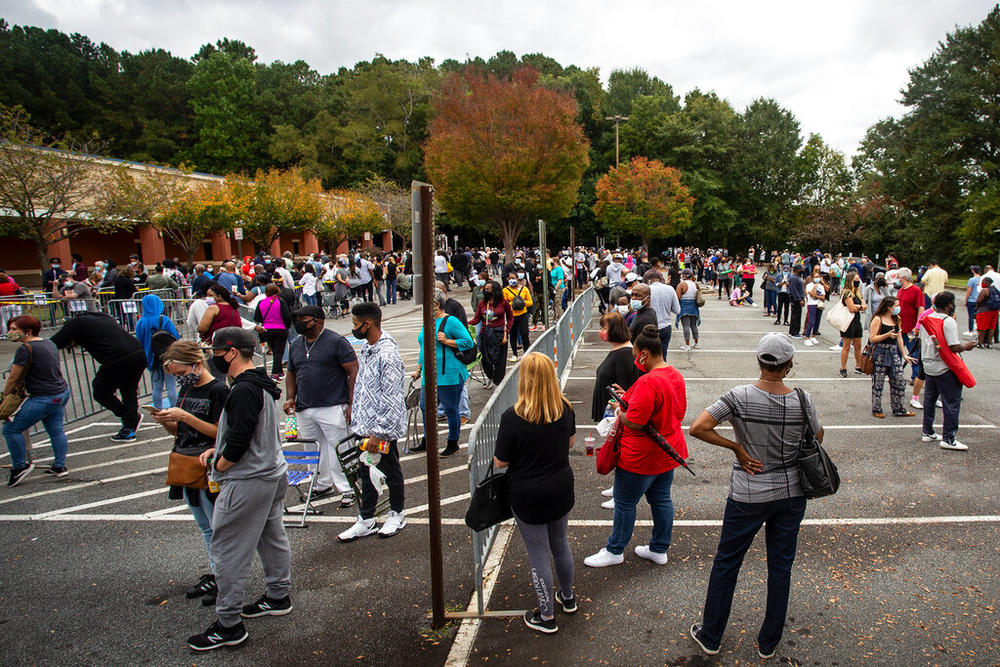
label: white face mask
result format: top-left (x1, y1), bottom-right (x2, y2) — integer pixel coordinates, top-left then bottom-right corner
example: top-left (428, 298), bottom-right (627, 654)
top-left (616, 305), bottom-right (629, 315)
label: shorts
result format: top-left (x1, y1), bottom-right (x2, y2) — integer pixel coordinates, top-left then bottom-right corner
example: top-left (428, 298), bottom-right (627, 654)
top-left (976, 310), bottom-right (998, 332)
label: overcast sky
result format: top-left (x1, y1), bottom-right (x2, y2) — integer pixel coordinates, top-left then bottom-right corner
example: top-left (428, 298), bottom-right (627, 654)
top-left (4, 0), bottom-right (995, 156)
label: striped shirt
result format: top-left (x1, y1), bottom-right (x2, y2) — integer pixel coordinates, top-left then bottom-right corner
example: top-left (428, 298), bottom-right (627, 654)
top-left (706, 385), bottom-right (821, 503)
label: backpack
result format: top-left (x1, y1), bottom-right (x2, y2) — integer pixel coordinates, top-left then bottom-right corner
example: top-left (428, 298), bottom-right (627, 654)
top-left (150, 315), bottom-right (178, 366)
top-left (505, 286), bottom-right (526, 311)
top-left (438, 316), bottom-right (477, 368)
top-left (982, 285), bottom-right (1000, 311)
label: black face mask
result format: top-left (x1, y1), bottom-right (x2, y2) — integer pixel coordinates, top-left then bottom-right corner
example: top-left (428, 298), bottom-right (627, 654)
top-left (293, 320), bottom-right (314, 336)
top-left (213, 352), bottom-right (232, 375)
top-left (351, 322), bottom-right (367, 340)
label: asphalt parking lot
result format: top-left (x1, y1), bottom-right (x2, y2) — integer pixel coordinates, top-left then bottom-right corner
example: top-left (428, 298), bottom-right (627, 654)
top-left (0, 287), bottom-right (997, 666)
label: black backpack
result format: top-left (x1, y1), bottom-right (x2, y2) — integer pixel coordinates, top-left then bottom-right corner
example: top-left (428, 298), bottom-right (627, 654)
top-left (438, 316), bottom-right (478, 367)
top-left (150, 315), bottom-right (178, 366)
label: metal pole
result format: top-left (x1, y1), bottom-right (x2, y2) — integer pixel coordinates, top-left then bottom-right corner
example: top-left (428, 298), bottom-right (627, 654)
top-left (420, 185), bottom-right (446, 629)
top-left (569, 226), bottom-right (576, 301)
top-left (615, 122), bottom-right (620, 167)
top-left (539, 219), bottom-right (550, 329)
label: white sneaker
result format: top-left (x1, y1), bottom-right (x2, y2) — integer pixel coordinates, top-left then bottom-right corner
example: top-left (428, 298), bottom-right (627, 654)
top-left (338, 517), bottom-right (377, 542)
top-left (910, 398), bottom-right (923, 410)
top-left (377, 510), bottom-right (406, 537)
top-left (829, 344), bottom-right (842, 351)
top-left (600, 487), bottom-right (614, 497)
top-left (634, 545), bottom-right (668, 565)
top-left (936, 399), bottom-right (943, 408)
top-left (939, 440), bottom-right (968, 451)
top-left (680, 345), bottom-right (690, 351)
top-left (810, 337), bottom-right (819, 345)
top-left (803, 339), bottom-right (814, 346)
top-left (584, 548), bottom-right (624, 568)
top-left (921, 432), bottom-right (942, 442)
top-left (601, 498), bottom-right (615, 509)
top-left (692, 343), bottom-right (699, 349)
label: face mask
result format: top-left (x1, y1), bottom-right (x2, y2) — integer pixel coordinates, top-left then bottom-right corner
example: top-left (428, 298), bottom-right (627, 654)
top-left (508, 279), bottom-right (518, 286)
top-left (634, 353), bottom-right (648, 373)
top-left (177, 366), bottom-right (201, 389)
top-left (293, 320), bottom-right (314, 335)
top-left (891, 306), bottom-right (901, 316)
top-left (893, 280), bottom-right (901, 289)
top-left (813, 278), bottom-right (821, 283)
top-left (630, 299), bottom-right (643, 310)
top-left (213, 352), bottom-right (232, 375)
top-left (616, 305), bottom-right (629, 315)
top-left (7, 329), bottom-right (24, 341)
top-left (51, 264), bottom-right (60, 270)
top-left (599, 329), bottom-right (609, 342)
top-left (482, 290), bottom-right (493, 299)
top-left (205, 297), bottom-right (215, 305)
top-left (351, 323), bottom-right (367, 340)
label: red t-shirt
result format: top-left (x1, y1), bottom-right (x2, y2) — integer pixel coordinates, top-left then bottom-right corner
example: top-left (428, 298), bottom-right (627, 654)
top-left (897, 284), bottom-right (924, 333)
top-left (618, 366), bottom-right (688, 475)
top-left (0, 281), bottom-right (19, 296)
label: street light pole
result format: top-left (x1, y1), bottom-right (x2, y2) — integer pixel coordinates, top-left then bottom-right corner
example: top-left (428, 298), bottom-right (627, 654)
top-left (605, 114), bottom-right (629, 167)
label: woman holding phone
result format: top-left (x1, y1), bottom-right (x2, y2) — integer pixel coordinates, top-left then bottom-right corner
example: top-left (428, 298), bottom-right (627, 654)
top-left (867, 296), bottom-right (917, 418)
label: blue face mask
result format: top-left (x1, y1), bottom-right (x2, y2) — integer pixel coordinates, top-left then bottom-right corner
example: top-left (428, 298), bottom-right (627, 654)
top-left (892, 306), bottom-right (901, 316)
top-left (630, 299), bottom-right (643, 310)
top-left (813, 277), bottom-right (821, 283)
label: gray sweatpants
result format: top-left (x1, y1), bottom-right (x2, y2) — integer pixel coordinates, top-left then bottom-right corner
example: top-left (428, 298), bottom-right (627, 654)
top-left (513, 511), bottom-right (574, 619)
top-left (212, 475), bottom-right (292, 627)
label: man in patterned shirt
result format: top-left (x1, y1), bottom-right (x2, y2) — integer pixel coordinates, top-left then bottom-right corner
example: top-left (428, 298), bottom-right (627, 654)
top-left (338, 302), bottom-right (408, 541)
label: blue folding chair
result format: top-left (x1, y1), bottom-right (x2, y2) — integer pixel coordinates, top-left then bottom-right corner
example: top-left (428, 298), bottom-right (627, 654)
top-left (282, 440), bottom-right (321, 528)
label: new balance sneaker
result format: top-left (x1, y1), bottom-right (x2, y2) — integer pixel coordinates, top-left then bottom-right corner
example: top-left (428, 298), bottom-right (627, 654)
top-left (690, 623), bottom-right (720, 656)
top-left (838, 369), bottom-right (847, 378)
top-left (523, 609), bottom-right (558, 634)
top-left (634, 545), bottom-right (668, 565)
top-left (43, 465), bottom-right (68, 477)
top-left (759, 646), bottom-right (776, 659)
top-left (600, 498), bottom-right (614, 509)
top-left (600, 487), bottom-right (614, 497)
top-left (921, 432), bottom-right (942, 442)
top-left (7, 464), bottom-right (34, 487)
top-left (187, 620), bottom-right (248, 651)
top-left (241, 594), bottom-right (293, 618)
top-left (110, 427), bottom-right (137, 442)
top-left (555, 589), bottom-right (577, 614)
top-left (584, 548), bottom-right (624, 568)
top-left (186, 573), bottom-right (217, 599)
top-left (378, 510), bottom-right (406, 538)
top-left (940, 440), bottom-right (968, 451)
top-left (338, 517), bottom-right (377, 542)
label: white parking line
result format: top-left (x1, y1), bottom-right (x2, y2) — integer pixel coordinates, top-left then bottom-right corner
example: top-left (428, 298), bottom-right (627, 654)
top-left (1, 427), bottom-right (162, 459)
top-left (35, 488), bottom-right (165, 518)
top-left (0, 468), bottom-right (165, 506)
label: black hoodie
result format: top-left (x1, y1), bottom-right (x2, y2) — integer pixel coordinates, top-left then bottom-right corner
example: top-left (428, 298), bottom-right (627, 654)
top-left (215, 368), bottom-right (285, 480)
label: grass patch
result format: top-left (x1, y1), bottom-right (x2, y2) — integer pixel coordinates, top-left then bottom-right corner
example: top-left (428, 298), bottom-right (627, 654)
top-left (419, 601), bottom-right (467, 645)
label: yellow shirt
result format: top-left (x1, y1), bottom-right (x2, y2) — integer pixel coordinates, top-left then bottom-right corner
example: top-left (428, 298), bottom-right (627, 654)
top-left (921, 266), bottom-right (948, 298)
top-left (503, 285), bottom-right (533, 317)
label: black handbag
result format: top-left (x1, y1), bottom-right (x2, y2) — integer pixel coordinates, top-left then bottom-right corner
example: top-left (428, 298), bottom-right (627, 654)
top-left (464, 460), bottom-right (512, 531)
top-left (794, 388), bottom-right (840, 498)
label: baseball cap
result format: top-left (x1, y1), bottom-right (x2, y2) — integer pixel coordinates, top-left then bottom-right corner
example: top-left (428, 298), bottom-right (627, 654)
top-left (757, 333), bottom-right (795, 365)
top-left (209, 327), bottom-right (256, 353)
top-left (624, 272), bottom-right (639, 284)
top-left (293, 305), bottom-right (325, 320)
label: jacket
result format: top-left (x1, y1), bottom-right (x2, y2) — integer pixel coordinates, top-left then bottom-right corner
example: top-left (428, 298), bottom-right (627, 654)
top-left (134, 294), bottom-right (180, 369)
top-left (212, 368), bottom-right (286, 482)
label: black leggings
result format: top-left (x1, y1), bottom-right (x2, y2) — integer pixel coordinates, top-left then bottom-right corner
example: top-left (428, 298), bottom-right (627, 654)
top-left (510, 314), bottom-right (530, 356)
top-left (261, 328), bottom-right (288, 375)
top-left (718, 278), bottom-right (732, 298)
top-left (479, 327), bottom-right (507, 384)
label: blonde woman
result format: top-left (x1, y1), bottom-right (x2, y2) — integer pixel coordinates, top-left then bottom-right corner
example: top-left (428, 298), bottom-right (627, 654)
top-left (494, 352), bottom-right (577, 634)
top-left (838, 270), bottom-right (867, 377)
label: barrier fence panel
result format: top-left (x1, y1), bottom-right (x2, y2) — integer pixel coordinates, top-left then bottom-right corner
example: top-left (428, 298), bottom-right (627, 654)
top-left (465, 287), bottom-right (594, 615)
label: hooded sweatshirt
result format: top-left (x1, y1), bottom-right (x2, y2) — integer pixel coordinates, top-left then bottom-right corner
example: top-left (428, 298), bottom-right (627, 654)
top-left (212, 368), bottom-right (286, 482)
top-left (134, 294), bottom-right (180, 370)
top-left (606, 261), bottom-right (626, 286)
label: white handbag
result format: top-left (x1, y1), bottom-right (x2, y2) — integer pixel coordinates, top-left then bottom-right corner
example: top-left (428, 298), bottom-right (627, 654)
top-left (825, 297), bottom-right (854, 332)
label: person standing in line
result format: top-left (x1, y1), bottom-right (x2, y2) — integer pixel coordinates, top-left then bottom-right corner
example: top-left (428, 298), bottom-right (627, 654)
top-left (895, 268), bottom-right (926, 407)
top-left (470, 280), bottom-right (513, 389)
top-left (867, 297), bottom-right (917, 418)
top-left (283, 306), bottom-right (359, 504)
top-left (774, 265), bottom-right (791, 326)
top-left (962, 266), bottom-right (982, 338)
top-left (762, 264), bottom-right (778, 318)
top-left (645, 270), bottom-right (681, 358)
top-left (338, 302), bottom-right (408, 541)
top-left (676, 269), bottom-right (701, 351)
top-left (921, 260), bottom-right (948, 300)
top-left (802, 271), bottom-right (826, 346)
top-left (863, 274), bottom-right (890, 331)
top-left (2, 316), bottom-right (71, 485)
top-left (974, 276), bottom-right (999, 348)
top-left (356, 253), bottom-right (375, 302)
top-left (739, 258), bottom-right (757, 303)
top-left (384, 255), bottom-right (398, 305)
top-left (50, 310), bottom-right (146, 442)
top-left (187, 328), bottom-right (292, 651)
top-left (550, 255), bottom-right (566, 319)
top-left (153, 339), bottom-right (230, 606)
top-left (688, 333), bottom-right (820, 660)
top-left (434, 250), bottom-right (450, 287)
top-left (135, 293), bottom-right (180, 410)
top-left (837, 271), bottom-right (867, 377)
top-left (585, 324), bottom-right (687, 568)
top-left (503, 273), bottom-right (533, 362)
top-left (371, 255), bottom-right (386, 306)
top-left (253, 284), bottom-right (292, 381)
top-left (494, 353), bottom-right (577, 634)
top-left (920, 291), bottom-right (977, 451)
top-left (716, 257), bottom-right (733, 299)
top-left (787, 267), bottom-right (806, 338)
top-left (297, 264), bottom-right (319, 306)
top-left (627, 283), bottom-right (658, 343)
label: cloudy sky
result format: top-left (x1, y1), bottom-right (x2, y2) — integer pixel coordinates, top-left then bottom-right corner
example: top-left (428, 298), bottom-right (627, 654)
top-left (4, 0), bottom-right (995, 155)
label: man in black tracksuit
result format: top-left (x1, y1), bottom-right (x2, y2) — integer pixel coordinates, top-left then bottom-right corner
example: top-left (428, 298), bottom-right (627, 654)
top-left (187, 327), bottom-right (292, 651)
top-left (50, 311), bottom-right (146, 441)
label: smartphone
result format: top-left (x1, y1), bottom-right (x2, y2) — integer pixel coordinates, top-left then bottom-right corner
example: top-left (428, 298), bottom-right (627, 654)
top-left (141, 405), bottom-right (160, 413)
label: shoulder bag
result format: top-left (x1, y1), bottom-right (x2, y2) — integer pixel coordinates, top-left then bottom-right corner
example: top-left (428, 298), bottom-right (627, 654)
top-left (694, 283), bottom-right (706, 307)
top-left (0, 342), bottom-right (32, 421)
top-left (465, 460), bottom-right (512, 531)
top-left (439, 316), bottom-right (477, 366)
top-left (163, 388), bottom-right (209, 489)
top-left (596, 414), bottom-right (622, 475)
top-left (824, 297), bottom-right (853, 332)
top-left (794, 388), bottom-right (839, 498)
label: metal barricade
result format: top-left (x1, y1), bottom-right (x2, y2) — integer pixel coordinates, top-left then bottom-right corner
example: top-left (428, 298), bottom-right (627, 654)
top-left (465, 287), bottom-right (595, 615)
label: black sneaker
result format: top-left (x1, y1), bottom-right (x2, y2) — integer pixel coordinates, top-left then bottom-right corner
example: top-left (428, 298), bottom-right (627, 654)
top-left (409, 439), bottom-right (427, 452)
top-left (187, 619), bottom-right (248, 651)
top-left (185, 573), bottom-right (217, 599)
top-left (339, 492), bottom-right (356, 508)
top-left (440, 443), bottom-right (460, 458)
top-left (690, 623), bottom-right (719, 656)
top-left (7, 464), bottom-right (34, 487)
top-left (43, 465), bottom-right (68, 477)
top-left (556, 590), bottom-right (577, 614)
top-left (310, 486), bottom-right (335, 499)
top-left (241, 594), bottom-right (293, 618)
top-left (523, 609), bottom-right (558, 634)
top-left (759, 645), bottom-right (776, 659)
top-left (110, 427), bottom-right (136, 442)
top-left (838, 369), bottom-right (848, 378)
top-left (202, 591), bottom-right (217, 607)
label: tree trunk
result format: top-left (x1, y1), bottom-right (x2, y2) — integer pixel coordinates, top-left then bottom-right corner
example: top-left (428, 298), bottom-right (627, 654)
top-left (186, 249), bottom-right (197, 272)
top-left (499, 218), bottom-right (523, 263)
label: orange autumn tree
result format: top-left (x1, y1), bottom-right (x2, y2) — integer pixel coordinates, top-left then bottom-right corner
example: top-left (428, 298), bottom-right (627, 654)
top-left (594, 156), bottom-right (695, 251)
top-left (424, 67), bottom-right (589, 257)
top-left (318, 189), bottom-right (385, 250)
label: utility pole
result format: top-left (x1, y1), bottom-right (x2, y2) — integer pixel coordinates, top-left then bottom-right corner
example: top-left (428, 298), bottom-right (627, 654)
top-left (605, 114), bottom-right (629, 166)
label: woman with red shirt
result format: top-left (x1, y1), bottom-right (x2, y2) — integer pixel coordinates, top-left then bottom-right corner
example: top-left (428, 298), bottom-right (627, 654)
top-left (585, 323), bottom-right (688, 567)
top-left (470, 280), bottom-right (514, 389)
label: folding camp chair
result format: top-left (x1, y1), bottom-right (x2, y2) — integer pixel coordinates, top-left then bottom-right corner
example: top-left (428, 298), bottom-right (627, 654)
top-left (282, 439), bottom-right (322, 528)
top-left (465, 324), bottom-right (488, 388)
top-left (335, 434), bottom-right (391, 517)
top-left (404, 377), bottom-right (422, 453)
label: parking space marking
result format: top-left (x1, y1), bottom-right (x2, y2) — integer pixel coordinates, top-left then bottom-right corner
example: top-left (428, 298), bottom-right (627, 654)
top-left (0, 467), bottom-right (165, 505)
top-left (35, 488), bottom-right (166, 518)
top-left (1, 426), bottom-right (162, 459)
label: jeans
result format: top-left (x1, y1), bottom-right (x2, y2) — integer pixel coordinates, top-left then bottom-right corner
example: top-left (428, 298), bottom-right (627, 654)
top-left (901, 332), bottom-right (920, 380)
top-left (923, 370), bottom-right (963, 444)
top-left (301, 292), bottom-right (318, 306)
top-left (764, 290), bottom-right (777, 315)
top-left (966, 302), bottom-right (977, 332)
top-left (149, 366), bottom-right (177, 410)
top-left (3, 389), bottom-right (71, 469)
top-left (510, 314), bottom-right (530, 356)
top-left (775, 292), bottom-right (790, 323)
top-left (606, 468), bottom-right (675, 555)
top-left (658, 326), bottom-right (672, 360)
top-left (386, 279), bottom-right (397, 304)
top-left (788, 301), bottom-right (803, 336)
top-left (699, 496), bottom-right (806, 652)
top-left (420, 383), bottom-right (462, 442)
top-left (438, 381), bottom-right (470, 419)
top-left (186, 488), bottom-right (216, 573)
top-left (806, 304), bottom-right (822, 337)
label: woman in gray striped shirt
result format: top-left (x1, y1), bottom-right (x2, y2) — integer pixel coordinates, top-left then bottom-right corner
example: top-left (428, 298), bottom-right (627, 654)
top-left (688, 333), bottom-right (824, 660)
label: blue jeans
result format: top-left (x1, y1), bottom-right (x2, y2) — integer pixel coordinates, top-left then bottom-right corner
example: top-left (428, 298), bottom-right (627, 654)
top-left (606, 468), bottom-right (675, 555)
top-left (764, 290), bottom-right (777, 314)
top-left (186, 488), bottom-right (216, 572)
top-left (438, 382), bottom-right (471, 420)
top-left (806, 304), bottom-right (822, 337)
top-left (699, 497), bottom-right (806, 652)
top-left (386, 279), bottom-right (397, 304)
top-left (420, 383), bottom-right (462, 442)
top-left (3, 389), bottom-right (71, 469)
top-left (302, 292), bottom-right (318, 306)
top-left (901, 332), bottom-right (920, 380)
top-left (922, 369), bottom-right (962, 444)
top-left (149, 366), bottom-right (177, 410)
top-left (658, 326), bottom-right (672, 361)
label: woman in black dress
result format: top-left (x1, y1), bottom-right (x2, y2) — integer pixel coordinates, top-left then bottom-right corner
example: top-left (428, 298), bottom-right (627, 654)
top-left (838, 270), bottom-right (867, 377)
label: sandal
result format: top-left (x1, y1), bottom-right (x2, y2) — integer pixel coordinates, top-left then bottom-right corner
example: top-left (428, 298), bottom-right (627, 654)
top-left (872, 411), bottom-right (885, 419)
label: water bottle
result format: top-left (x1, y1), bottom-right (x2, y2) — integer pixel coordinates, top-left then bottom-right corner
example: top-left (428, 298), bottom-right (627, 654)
top-left (360, 437), bottom-right (390, 455)
top-left (285, 413), bottom-right (298, 440)
top-left (205, 457), bottom-right (220, 493)
top-left (603, 399), bottom-right (616, 420)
